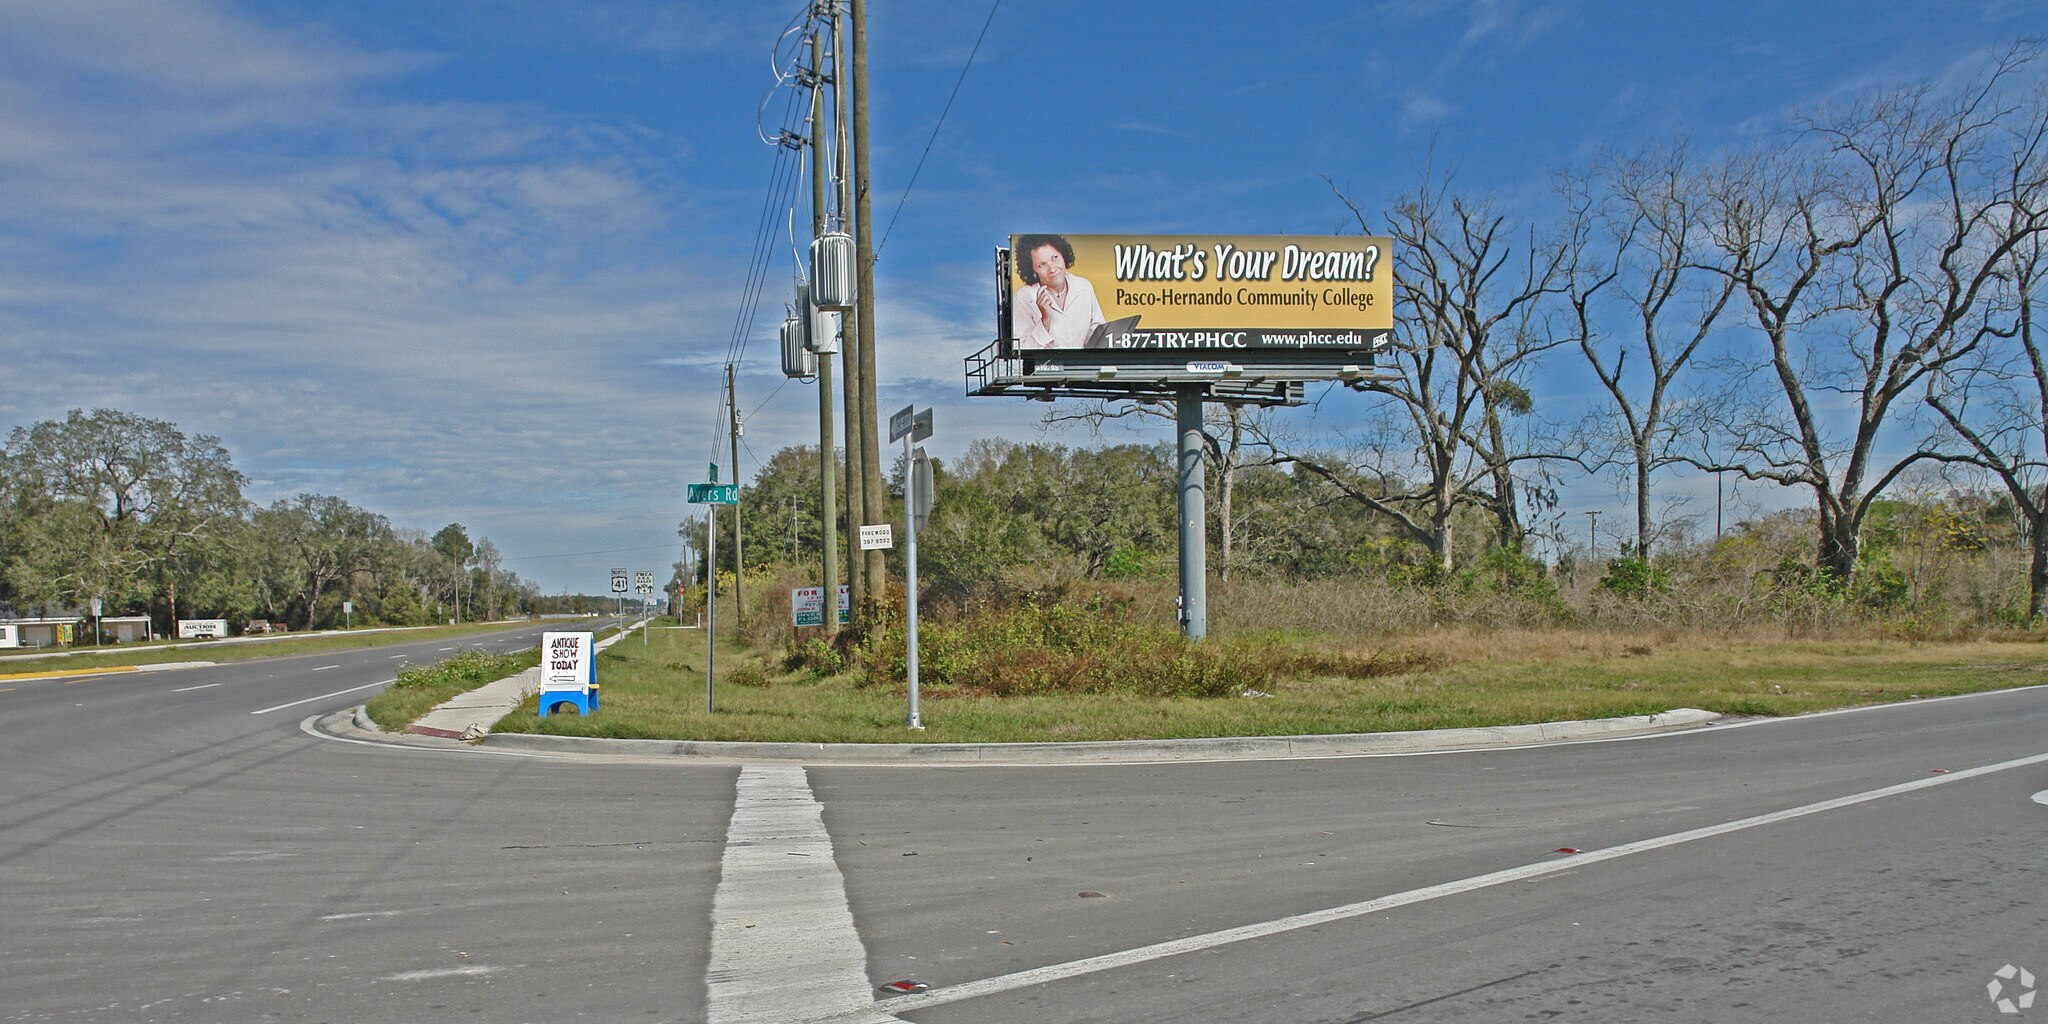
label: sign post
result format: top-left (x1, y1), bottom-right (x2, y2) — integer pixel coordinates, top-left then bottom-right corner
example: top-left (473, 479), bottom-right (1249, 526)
top-left (889, 404), bottom-right (933, 730)
top-left (635, 571), bottom-right (655, 646)
top-left (689, 482), bottom-right (739, 712)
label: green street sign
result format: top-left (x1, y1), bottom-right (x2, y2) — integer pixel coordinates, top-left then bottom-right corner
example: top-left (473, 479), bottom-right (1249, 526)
top-left (688, 483), bottom-right (737, 505)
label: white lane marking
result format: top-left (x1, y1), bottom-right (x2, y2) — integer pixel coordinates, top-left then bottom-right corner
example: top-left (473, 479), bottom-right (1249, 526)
top-left (320, 910), bottom-right (407, 922)
top-left (380, 966), bottom-right (503, 982)
top-left (250, 680), bottom-right (393, 715)
top-left (172, 683), bottom-right (223, 693)
top-left (708, 765), bottom-right (900, 1024)
top-left (388, 654), bottom-right (406, 659)
top-left (891, 748), bottom-right (2048, 1014)
top-left (2033, 789), bottom-right (2048, 807)
top-left (439, 646), bottom-right (455, 651)
top-left (311, 664), bottom-right (339, 672)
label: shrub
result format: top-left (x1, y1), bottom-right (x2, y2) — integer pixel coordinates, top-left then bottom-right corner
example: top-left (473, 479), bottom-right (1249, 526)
top-left (1599, 551), bottom-right (1671, 598)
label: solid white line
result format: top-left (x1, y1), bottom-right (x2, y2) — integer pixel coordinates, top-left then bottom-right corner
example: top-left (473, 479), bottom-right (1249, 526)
top-left (311, 664), bottom-right (338, 672)
top-left (250, 680), bottom-right (392, 715)
top-left (171, 683), bottom-right (223, 693)
top-left (2033, 789), bottom-right (2048, 807)
top-left (890, 748), bottom-right (2048, 1013)
top-left (707, 765), bottom-right (900, 1024)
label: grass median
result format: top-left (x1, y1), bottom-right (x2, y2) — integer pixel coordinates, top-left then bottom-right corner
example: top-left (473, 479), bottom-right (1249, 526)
top-left (472, 618), bottom-right (2048, 744)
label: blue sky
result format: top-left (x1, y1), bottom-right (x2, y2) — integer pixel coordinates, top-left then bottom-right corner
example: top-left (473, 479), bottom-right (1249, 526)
top-left (1, 0), bottom-right (2041, 593)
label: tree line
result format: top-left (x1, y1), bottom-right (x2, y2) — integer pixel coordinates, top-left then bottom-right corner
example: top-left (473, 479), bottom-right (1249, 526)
top-left (0, 408), bottom-right (571, 636)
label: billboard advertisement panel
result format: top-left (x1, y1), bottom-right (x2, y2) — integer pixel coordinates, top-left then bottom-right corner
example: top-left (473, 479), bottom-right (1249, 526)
top-left (1004, 233), bottom-right (1392, 360)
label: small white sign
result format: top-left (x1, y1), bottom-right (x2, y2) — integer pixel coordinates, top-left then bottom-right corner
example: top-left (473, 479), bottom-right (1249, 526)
top-left (859, 524), bottom-right (894, 551)
top-left (177, 618), bottom-right (229, 639)
top-left (541, 631), bottom-right (595, 693)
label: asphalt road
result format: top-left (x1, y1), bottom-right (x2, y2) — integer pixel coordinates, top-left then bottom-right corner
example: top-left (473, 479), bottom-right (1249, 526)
top-left (1, 627), bottom-right (2042, 1023)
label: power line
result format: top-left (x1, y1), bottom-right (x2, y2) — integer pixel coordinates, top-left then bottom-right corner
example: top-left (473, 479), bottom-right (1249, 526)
top-left (875, 0), bottom-right (1002, 259)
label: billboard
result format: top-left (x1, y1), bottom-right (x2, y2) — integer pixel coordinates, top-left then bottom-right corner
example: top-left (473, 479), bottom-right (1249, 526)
top-left (1003, 233), bottom-right (1392, 360)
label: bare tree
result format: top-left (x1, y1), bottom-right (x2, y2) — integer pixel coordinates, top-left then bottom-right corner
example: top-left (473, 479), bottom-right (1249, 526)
top-left (1693, 50), bottom-right (2048, 584)
top-left (1926, 230), bottom-right (2048, 618)
top-left (1561, 142), bottom-right (1737, 558)
top-left (1284, 172), bottom-right (1571, 572)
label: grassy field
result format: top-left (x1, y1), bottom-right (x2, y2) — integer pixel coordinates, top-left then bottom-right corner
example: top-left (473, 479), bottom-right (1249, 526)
top-left (0, 619), bottom-right (555, 677)
top-left (476, 619), bottom-right (2048, 743)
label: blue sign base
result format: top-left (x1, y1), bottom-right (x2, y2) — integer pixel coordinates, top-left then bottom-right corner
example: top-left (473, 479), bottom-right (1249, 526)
top-left (539, 685), bottom-right (600, 717)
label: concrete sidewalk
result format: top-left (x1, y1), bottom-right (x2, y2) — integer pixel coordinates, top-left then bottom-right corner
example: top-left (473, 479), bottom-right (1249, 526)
top-left (403, 623), bottom-right (643, 740)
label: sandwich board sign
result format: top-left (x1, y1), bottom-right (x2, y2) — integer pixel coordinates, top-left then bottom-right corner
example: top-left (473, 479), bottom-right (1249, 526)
top-left (539, 631), bottom-right (597, 717)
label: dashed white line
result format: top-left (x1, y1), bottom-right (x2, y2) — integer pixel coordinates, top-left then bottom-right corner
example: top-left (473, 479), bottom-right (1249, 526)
top-left (171, 683), bottom-right (223, 693)
top-left (311, 664), bottom-right (339, 672)
top-left (250, 680), bottom-right (393, 715)
top-left (320, 910), bottom-right (407, 922)
top-left (380, 966), bottom-right (503, 982)
top-left (2033, 789), bottom-right (2048, 807)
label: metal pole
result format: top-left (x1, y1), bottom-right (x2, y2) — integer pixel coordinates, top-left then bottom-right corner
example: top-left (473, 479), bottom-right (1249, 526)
top-left (904, 431), bottom-right (922, 729)
top-left (1177, 387), bottom-right (1208, 640)
top-left (706, 504), bottom-right (717, 713)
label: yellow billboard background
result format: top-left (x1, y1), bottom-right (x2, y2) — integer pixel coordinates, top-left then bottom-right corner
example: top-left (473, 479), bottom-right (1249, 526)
top-left (1008, 233), bottom-right (1392, 354)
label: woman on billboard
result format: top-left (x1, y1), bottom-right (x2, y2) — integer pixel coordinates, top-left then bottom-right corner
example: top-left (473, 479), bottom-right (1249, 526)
top-left (1013, 234), bottom-right (1105, 349)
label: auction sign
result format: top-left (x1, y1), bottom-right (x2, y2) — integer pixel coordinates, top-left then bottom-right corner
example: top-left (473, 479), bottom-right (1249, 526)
top-left (1003, 233), bottom-right (1392, 360)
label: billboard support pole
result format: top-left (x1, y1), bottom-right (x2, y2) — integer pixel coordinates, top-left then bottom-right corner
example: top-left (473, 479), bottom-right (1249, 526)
top-left (1177, 387), bottom-right (1208, 640)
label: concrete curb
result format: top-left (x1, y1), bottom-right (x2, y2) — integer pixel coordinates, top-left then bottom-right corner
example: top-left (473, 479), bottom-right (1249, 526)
top-left (347, 699), bottom-right (1720, 766)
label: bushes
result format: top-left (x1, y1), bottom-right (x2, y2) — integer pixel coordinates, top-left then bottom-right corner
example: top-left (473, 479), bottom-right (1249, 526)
top-left (861, 603), bottom-right (1258, 698)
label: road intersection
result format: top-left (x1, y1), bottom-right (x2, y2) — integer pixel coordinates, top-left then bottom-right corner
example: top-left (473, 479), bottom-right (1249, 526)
top-left (2, 624), bottom-right (2041, 1022)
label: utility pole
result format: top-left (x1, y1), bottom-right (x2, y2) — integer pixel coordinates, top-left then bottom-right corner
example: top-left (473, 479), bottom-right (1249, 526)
top-left (810, 26), bottom-right (840, 636)
top-left (832, 2), bottom-right (868, 618)
top-left (850, 0), bottom-right (886, 618)
top-left (727, 364), bottom-right (746, 618)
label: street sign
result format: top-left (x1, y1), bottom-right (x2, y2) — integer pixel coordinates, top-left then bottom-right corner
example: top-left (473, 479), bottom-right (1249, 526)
top-left (912, 408), bottom-right (933, 443)
top-left (859, 524), bottom-right (894, 550)
top-left (610, 568), bottom-right (628, 594)
top-left (90, 597), bottom-right (102, 616)
top-left (889, 404), bottom-right (915, 442)
top-left (688, 483), bottom-right (738, 504)
top-left (634, 571), bottom-right (655, 595)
